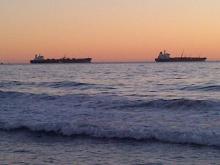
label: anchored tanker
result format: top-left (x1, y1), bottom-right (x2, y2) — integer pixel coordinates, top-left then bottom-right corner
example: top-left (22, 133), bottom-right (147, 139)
top-left (30, 54), bottom-right (92, 64)
top-left (155, 51), bottom-right (207, 62)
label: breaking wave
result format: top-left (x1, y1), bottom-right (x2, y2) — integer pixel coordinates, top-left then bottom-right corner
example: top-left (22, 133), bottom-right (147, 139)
top-left (1, 90), bottom-right (220, 147)
top-left (0, 122), bottom-right (220, 147)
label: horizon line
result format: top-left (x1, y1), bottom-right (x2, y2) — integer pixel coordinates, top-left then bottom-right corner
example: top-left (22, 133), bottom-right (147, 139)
top-left (1, 60), bottom-right (220, 65)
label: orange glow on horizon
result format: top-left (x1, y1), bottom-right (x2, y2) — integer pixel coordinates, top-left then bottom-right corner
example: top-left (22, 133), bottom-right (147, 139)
top-left (0, 0), bottom-right (220, 63)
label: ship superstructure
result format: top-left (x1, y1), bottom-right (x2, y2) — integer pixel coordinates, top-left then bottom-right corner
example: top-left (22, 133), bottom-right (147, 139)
top-left (30, 54), bottom-right (92, 64)
top-left (155, 51), bottom-right (207, 62)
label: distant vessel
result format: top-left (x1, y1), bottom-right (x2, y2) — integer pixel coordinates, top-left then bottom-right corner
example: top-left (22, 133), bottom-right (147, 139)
top-left (155, 51), bottom-right (207, 62)
top-left (30, 54), bottom-right (92, 64)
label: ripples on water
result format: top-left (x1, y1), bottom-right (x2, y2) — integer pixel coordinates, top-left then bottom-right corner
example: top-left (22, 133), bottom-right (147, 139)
top-left (0, 62), bottom-right (220, 164)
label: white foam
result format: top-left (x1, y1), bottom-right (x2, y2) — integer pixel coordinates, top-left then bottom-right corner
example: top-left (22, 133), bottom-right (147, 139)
top-left (1, 91), bottom-right (220, 146)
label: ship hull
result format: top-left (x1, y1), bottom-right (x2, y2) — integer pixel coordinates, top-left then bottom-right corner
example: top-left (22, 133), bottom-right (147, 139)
top-left (30, 58), bottom-right (92, 64)
top-left (155, 57), bottom-right (207, 62)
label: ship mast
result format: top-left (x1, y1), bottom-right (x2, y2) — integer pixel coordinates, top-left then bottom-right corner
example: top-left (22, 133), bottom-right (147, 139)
top-left (181, 50), bottom-right (184, 57)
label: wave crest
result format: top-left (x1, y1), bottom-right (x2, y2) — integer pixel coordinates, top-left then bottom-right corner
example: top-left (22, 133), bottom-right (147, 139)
top-left (117, 98), bottom-right (220, 111)
top-left (0, 90), bottom-right (220, 110)
top-left (1, 122), bottom-right (220, 147)
top-left (181, 85), bottom-right (220, 92)
top-left (39, 81), bottom-right (95, 88)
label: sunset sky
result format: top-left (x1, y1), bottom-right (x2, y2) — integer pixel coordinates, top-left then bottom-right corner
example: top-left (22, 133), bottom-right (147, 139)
top-left (0, 0), bottom-right (220, 63)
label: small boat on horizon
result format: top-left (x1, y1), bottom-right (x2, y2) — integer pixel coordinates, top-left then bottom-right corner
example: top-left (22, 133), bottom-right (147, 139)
top-left (155, 51), bottom-right (207, 62)
top-left (30, 54), bottom-right (92, 64)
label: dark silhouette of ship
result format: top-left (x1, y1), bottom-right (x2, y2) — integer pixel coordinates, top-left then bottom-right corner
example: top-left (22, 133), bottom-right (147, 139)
top-left (155, 51), bottom-right (207, 62)
top-left (30, 54), bottom-right (92, 64)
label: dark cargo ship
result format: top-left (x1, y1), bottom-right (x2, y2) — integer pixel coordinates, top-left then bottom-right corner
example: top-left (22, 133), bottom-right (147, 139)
top-left (30, 54), bottom-right (92, 64)
top-left (155, 51), bottom-right (207, 62)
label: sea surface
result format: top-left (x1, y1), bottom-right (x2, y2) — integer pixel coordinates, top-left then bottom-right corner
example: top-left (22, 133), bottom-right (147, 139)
top-left (0, 62), bottom-right (220, 165)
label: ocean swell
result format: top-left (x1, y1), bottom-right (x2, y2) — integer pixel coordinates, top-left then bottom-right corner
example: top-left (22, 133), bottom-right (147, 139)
top-left (0, 90), bottom-right (220, 111)
top-left (181, 85), bottom-right (220, 92)
top-left (0, 80), bottom-right (97, 88)
top-left (127, 99), bottom-right (220, 110)
top-left (38, 81), bottom-right (95, 88)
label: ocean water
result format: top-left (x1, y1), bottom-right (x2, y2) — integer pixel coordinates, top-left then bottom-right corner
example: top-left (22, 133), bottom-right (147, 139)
top-left (0, 62), bottom-right (220, 165)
